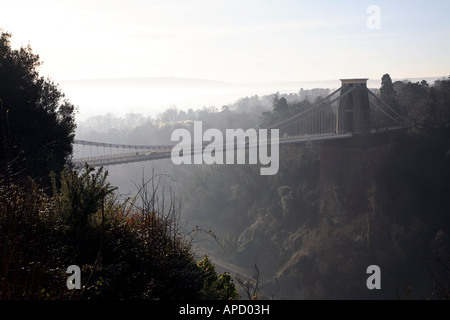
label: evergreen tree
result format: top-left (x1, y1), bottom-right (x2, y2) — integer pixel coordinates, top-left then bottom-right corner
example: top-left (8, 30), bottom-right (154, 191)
top-left (0, 31), bottom-right (76, 186)
top-left (380, 73), bottom-right (400, 112)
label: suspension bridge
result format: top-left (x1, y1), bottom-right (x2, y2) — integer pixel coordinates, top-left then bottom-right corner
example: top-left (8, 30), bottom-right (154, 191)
top-left (73, 79), bottom-right (411, 168)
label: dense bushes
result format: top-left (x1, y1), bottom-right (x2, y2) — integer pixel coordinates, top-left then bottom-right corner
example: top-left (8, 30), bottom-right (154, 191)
top-left (0, 177), bottom-right (69, 299)
top-left (0, 166), bottom-right (238, 300)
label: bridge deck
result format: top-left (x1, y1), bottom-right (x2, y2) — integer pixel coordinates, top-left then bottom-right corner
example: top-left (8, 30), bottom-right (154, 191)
top-left (73, 132), bottom-right (358, 168)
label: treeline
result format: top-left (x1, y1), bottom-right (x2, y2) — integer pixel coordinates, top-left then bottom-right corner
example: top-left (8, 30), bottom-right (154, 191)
top-left (75, 88), bottom-right (331, 145)
top-left (77, 87), bottom-right (331, 132)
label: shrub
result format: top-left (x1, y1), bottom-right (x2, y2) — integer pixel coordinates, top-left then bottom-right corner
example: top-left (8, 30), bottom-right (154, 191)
top-left (0, 167), bottom-right (236, 300)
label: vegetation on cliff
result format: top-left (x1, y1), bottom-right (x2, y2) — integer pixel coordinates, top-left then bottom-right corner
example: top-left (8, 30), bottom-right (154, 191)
top-left (180, 75), bottom-right (450, 299)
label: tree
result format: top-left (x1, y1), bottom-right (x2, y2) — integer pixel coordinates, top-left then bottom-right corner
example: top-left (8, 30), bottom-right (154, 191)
top-left (272, 93), bottom-right (288, 113)
top-left (380, 74), bottom-right (400, 110)
top-left (51, 165), bottom-right (116, 238)
top-left (197, 256), bottom-right (240, 300)
top-left (236, 264), bottom-right (262, 300)
top-left (159, 105), bottom-right (179, 122)
top-left (0, 31), bottom-right (76, 186)
top-left (380, 74), bottom-right (395, 98)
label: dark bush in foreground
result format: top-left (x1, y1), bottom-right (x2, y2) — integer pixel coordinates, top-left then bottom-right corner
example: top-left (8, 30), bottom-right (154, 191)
top-left (0, 166), bottom-right (237, 300)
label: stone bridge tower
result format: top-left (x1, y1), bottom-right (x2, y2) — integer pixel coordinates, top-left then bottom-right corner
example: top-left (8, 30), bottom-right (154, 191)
top-left (337, 79), bottom-right (371, 134)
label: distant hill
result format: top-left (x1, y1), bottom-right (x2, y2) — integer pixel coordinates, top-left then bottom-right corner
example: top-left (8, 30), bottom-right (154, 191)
top-left (60, 76), bottom-right (447, 90)
top-left (60, 77), bottom-right (239, 88)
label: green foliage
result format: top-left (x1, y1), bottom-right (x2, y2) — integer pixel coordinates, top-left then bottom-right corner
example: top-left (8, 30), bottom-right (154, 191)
top-left (197, 256), bottom-right (239, 300)
top-left (51, 164), bottom-right (116, 237)
top-left (0, 167), bottom-right (236, 300)
top-left (0, 177), bottom-right (70, 299)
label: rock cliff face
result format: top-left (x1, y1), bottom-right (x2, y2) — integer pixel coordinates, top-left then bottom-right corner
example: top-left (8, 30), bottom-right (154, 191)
top-left (258, 136), bottom-right (398, 299)
top-left (318, 134), bottom-right (395, 215)
top-left (181, 125), bottom-right (449, 299)
top-left (227, 129), bottom-right (449, 299)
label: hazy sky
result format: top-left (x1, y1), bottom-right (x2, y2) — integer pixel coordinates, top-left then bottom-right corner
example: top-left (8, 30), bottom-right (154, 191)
top-left (1, 0), bottom-right (449, 84)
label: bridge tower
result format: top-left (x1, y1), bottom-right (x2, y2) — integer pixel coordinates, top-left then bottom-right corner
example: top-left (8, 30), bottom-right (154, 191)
top-left (337, 79), bottom-right (371, 134)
